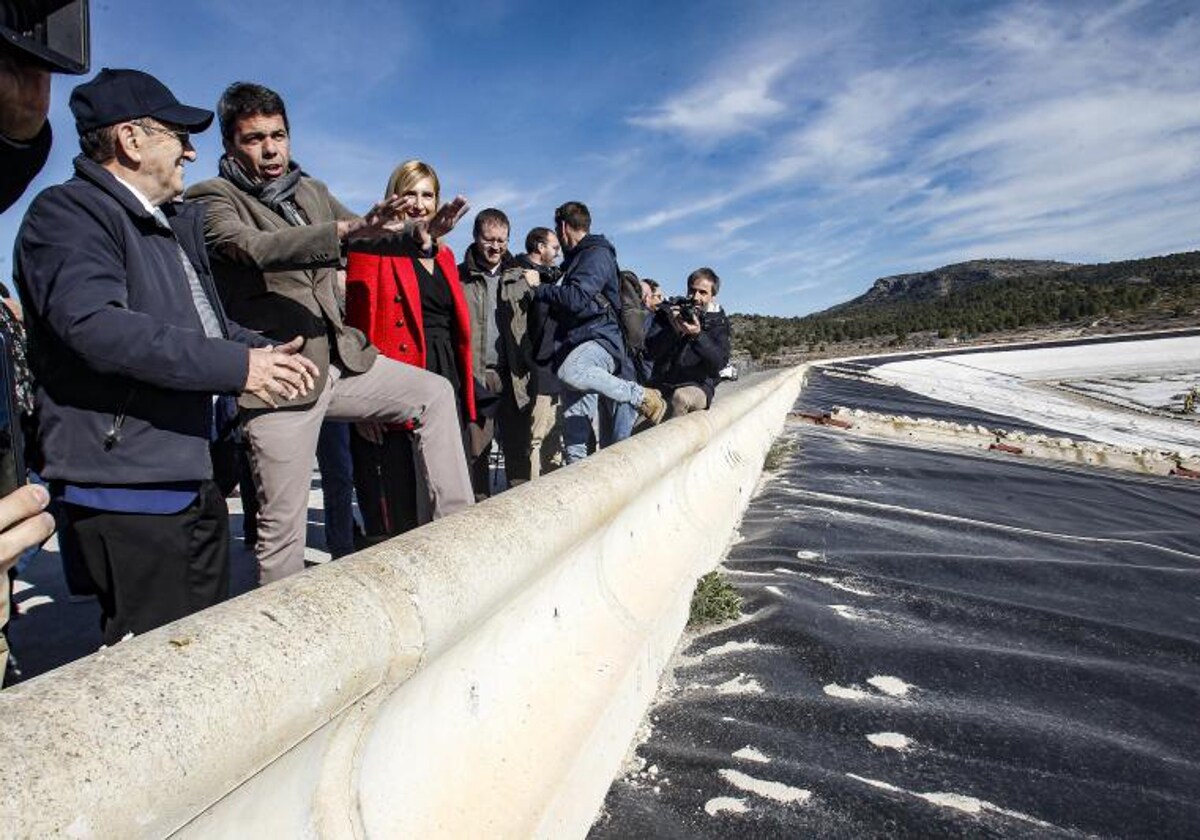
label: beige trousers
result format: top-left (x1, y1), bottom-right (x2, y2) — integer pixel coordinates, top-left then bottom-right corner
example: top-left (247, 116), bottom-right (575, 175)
top-left (245, 357), bottom-right (473, 584)
top-left (528, 393), bottom-right (564, 480)
top-left (668, 385), bottom-right (709, 419)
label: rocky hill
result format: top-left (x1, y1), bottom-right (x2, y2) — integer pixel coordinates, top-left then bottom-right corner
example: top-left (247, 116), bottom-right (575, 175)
top-left (833, 259), bottom-right (1075, 310)
top-left (732, 251), bottom-right (1200, 362)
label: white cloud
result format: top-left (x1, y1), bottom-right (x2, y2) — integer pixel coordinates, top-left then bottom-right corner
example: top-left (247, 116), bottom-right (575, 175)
top-left (767, 67), bottom-right (965, 186)
top-left (628, 58), bottom-right (791, 138)
top-left (621, 192), bottom-right (736, 233)
top-left (467, 181), bottom-right (559, 215)
top-left (612, 0), bottom-right (1200, 315)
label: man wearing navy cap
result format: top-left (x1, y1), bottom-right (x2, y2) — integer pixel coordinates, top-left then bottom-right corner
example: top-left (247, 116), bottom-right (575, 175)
top-left (13, 68), bottom-right (319, 644)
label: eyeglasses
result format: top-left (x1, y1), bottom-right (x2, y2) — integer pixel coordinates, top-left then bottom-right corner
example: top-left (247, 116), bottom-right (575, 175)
top-left (133, 121), bottom-right (190, 145)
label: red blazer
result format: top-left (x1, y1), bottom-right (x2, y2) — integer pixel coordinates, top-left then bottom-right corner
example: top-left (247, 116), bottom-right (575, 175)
top-left (345, 244), bottom-right (476, 422)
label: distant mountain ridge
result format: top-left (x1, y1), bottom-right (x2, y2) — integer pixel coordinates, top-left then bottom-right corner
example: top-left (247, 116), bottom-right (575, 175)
top-left (834, 259), bottom-right (1076, 310)
top-left (732, 250), bottom-right (1200, 360)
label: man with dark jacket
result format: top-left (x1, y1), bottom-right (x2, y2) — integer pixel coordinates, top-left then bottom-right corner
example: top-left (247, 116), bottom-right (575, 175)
top-left (646, 267), bottom-right (732, 418)
top-left (496, 226), bottom-right (563, 481)
top-left (526, 201), bottom-right (666, 464)
top-left (187, 82), bottom-right (473, 583)
top-left (14, 68), bottom-right (316, 644)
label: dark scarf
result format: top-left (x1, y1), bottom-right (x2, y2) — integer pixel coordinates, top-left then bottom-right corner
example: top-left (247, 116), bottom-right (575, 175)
top-left (218, 156), bottom-right (307, 227)
top-left (464, 244), bottom-right (518, 278)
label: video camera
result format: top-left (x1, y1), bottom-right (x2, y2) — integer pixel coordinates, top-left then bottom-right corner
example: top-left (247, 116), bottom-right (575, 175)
top-left (663, 295), bottom-right (700, 325)
top-left (0, 0), bottom-right (89, 74)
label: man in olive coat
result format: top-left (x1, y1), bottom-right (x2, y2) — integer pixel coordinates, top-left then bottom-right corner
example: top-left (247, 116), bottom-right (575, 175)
top-left (187, 82), bottom-right (472, 584)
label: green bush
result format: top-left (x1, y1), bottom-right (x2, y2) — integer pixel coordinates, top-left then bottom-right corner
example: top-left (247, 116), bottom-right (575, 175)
top-left (688, 571), bottom-right (742, 628)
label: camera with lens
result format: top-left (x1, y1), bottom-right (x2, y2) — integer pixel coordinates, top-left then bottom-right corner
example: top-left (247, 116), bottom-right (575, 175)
top-left (663, 295), bottom-right (700, 325)
top-left (0, 1), bottom-right (90, 74)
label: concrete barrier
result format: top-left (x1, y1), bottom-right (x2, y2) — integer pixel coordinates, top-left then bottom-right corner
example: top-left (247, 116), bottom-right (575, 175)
top-left (0, 366), bottom-right (805, 838)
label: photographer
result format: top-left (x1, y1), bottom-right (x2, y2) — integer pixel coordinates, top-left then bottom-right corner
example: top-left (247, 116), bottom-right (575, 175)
top-left (1, 0), bottom-right (89, 211)
top-left (645, 267), bottom-right (732, 419)
top-left (1, 1), bottom-right (89, 671)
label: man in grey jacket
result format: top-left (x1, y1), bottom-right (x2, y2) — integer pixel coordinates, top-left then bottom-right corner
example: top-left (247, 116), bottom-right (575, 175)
top-left (459, 207), bottom-right (514, 496)
top-left (187, 82), bottom-right (473, 584)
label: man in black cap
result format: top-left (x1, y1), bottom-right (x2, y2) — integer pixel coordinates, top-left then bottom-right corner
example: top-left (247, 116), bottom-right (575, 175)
top-left (13, 68), bottom-right (318, 644)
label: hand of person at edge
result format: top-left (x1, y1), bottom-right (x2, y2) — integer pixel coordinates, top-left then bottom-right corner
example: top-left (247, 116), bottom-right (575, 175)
top-left (0, 484), bottom-right (55, 576)
top-left (0, 53), bottom-right (50, 142)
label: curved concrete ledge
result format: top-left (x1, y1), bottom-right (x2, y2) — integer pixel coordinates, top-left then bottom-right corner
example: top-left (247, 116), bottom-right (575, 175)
top-left (0, 366), bottom-right (805, 838)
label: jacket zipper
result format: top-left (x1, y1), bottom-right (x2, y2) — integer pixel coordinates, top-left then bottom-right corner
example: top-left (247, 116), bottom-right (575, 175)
top-left (104, 388), bottom-right (135, 451)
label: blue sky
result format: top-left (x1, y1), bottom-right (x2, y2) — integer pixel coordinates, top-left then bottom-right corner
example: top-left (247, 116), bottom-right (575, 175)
top-left (3, 0), bottom-right (1199, 316)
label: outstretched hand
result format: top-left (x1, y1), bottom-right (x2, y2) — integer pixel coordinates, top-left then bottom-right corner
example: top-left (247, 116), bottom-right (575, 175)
top-left (408, 195), bottom-right (471, 253)
top-left (338, 194), bottom-right (416, 242)
top-left (427, 196), bottom-right (470, 241)
top-left (339, 194), bottom-right (469, 252)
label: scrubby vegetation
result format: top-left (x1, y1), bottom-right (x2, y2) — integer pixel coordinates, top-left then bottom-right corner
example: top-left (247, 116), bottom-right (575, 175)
top-left (763, 436), bottom-right (797, 471)
top-left (688, 571), bottom-right (742, 628)
top-left (732, 251), bottom-right (1200, 361)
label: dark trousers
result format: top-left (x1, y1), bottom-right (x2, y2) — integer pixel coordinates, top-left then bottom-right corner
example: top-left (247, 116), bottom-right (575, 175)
top-left (315, 421), bottom-right (356, 557)
top-left (211, 438), bottom-right (259, 546)
top-left (496, 387), bottom-right (532, 486)
top-left (468, 416), bottom-right (494, 499)
top-left (64, 480), bottom-right (230, 646)
top-left (350, 429), bottom-right (420, 538)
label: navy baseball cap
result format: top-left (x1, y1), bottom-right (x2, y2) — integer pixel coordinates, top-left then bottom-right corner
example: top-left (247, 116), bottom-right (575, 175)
top-left (69, 67), bottom-right (213, 134)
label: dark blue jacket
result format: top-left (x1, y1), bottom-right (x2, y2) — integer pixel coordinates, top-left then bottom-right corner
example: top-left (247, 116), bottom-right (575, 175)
top-left (15, 156), bottom-right (268, 485)
top-left (531, 234), bottom-right (626, 369)
top-left (646, 304), bottom-right (732, 406)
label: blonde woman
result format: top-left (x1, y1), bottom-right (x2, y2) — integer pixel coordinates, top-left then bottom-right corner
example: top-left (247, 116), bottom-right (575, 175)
top-left (344, 161), bottom-right (475, 535)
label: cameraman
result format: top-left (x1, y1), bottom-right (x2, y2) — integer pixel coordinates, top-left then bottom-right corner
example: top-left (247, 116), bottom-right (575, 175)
top-left (1, 1), bottom-right (88, 211)
top-left (1, 0), bottom-right (89, 673)
top-left (645, 267), bottom-right (732, 419)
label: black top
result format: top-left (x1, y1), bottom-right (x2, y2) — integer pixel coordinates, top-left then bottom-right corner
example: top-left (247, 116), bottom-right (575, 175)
top-left (413, 258), bottom-right (462, 406)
